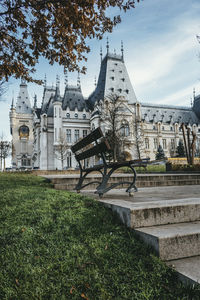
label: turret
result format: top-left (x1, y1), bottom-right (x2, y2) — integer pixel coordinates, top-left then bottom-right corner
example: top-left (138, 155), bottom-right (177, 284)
top-left (53, 86), bottom-right (62, 143)
top-left (88, 43), bottom-right (137, 110)
top-left (15, 79), bottom-right (32, 114)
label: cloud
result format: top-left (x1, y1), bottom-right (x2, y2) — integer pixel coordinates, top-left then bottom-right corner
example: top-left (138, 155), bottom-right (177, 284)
top-left (152, 84), bottom-right (195, 106)
top-left (127, 17), bottom-right (200, 88)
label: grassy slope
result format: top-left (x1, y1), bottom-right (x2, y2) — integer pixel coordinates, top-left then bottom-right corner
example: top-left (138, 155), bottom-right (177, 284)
top-left (0, 173), bottom-right (199, 300)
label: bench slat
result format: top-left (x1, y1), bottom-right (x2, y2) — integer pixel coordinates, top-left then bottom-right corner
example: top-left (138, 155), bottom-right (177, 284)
top-left (76, 140), bottom-right (110, 161)
top-left (71, 127), bottom-right (103, 153)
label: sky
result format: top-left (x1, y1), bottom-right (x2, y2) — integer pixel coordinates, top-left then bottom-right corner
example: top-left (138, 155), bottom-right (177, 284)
top-left (1, 0), bottom-right (200, 164)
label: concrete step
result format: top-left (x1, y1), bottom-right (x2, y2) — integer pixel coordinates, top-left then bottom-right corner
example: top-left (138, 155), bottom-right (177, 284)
top-left (50, 173), bottom-right (200, 185)
top-left (102, 198), bottom-right (200, 228)
top-left (137, 179), bottom-right (200, 187)
top-left (54, 178), bottom-right (200, 190)
top-left (134, 221), bottom-right (200, 260)
top-left (166, 256), bottom-right (200, 285)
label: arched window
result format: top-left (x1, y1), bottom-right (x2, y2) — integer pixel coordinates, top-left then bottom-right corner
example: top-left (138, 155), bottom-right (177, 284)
top-left (21, 154), bottom-right (31, 166)
top-left (66, 113), bottom-right (70, 118)
top-left (74, 113), bottom-right (78, 119)
top-left (83, 114), bottom-right (86, 119)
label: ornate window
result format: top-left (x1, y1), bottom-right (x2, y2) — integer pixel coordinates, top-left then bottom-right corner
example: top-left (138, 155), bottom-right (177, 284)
top-left (66, 129), bottom-right (71, 143)
top-left (67, 152), bottom-right (72, 168)
top-left (83, 114), bottom-right (86, 119)
top-left (145, 138), bottom-right (149, 149)
top-left (74, 129), bottom-right (79, 142)
top-left (21, 155), bottom-right (31, 166)
top-left (171, 139), bottom-right (175, 150)
top-left (83, 130), bottom-right (87, 138)
top-left (154, 138), bottom-right (158, 149)
top-left (121, 123), bottom-right (130, 136)
top-left (74, 113), bottom-right (78, 119)
top-left (162, 139), bottom-right (167, 149)
top-left (66, 113), bottom-right (70, 118)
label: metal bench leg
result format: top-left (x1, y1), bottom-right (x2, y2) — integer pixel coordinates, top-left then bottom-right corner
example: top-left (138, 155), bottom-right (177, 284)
top-left (74, 170), bottom-right (88, 192)
top-left (126, 166), bottom-right (137, 194)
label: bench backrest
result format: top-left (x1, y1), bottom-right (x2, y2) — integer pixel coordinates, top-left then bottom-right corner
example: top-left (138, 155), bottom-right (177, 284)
top-left (71, 127), bottom-right (111, 167)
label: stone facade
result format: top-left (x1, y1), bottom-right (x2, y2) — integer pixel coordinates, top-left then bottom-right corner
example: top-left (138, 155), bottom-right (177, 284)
top-left (10, 51), bottom-right (200, 170)
top-left (9, 80), bottom-right (34, 169)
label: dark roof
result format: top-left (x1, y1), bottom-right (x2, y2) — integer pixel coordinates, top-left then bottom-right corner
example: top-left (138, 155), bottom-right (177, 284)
top-left (62, 85), bottom-right (89, 112)
top-left (41, 86), bottom-right (56, 115)
top-left (35, 108), bottom-right (41, 119)
top-left (88, 52), bottom-right (137, 110)
top-left (141, 102), bottom-right (200, 125)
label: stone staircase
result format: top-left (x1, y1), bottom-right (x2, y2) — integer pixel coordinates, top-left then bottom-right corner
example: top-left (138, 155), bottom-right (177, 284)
top-left (46, 173), bottom-right (200, 284)
top-left (49, 173), bottom-right (200, 191)
top-left (100, 197), bottom-right (200, 285)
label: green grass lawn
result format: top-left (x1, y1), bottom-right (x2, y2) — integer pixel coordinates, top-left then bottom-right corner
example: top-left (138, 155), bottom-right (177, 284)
top-left (0, 173), bottom-right (199, 299)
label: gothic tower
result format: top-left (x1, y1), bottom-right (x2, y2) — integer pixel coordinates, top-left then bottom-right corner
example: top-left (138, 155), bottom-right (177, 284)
top-left (9, 80), bottom-right (34, 169)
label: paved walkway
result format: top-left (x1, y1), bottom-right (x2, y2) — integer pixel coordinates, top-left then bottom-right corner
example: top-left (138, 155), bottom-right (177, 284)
top-left (80, 184), bottom-right (200, 203)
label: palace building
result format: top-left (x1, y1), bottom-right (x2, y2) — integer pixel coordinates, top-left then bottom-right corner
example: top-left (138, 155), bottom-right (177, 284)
top-left (10, 47), bottom-right (200, 170)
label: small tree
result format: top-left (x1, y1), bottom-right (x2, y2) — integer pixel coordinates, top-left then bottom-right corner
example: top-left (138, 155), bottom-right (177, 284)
top-left (155, 145), bottom-right (165, 160)
top-left (132, 116), bottom-right (145, 159)
top-left (0, 138), bottom-right (11, 170)
top-left (176, 140), bottom-right (185, 157)
top-left (54, 135), bottom-right (70, 170)
top-left (99, 94), bottom-right (129, 162)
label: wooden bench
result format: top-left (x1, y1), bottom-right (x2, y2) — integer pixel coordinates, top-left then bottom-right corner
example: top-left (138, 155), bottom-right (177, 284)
top-left (71, 127), bottom-right (149, 197)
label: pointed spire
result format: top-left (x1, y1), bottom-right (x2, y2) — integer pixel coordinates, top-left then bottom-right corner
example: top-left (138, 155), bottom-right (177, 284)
top-left (34, 94), bottom-right (37, 109)
top-left (11, 92), bottom-right (14, 109)
top-left (94, 76), bottom-right (97, 87)
top-left (106, 37), bottom-right (109, 54)
top-left (64, 67), bottom-right (68, 86)
top-left (56, 75), bottom-right (60, 88)
top-left (121, 40), bottom-right (124, 61)
top-left (21, 78), bottom-right (26, 85)
top-left (100, 46), bottom-right (103, 63)
top-left (77, 71), bottom-right (80, 88)
top-left (193, 87), bottom-right (196, 100)
top-left (44, 74), bottom-right (47, 87)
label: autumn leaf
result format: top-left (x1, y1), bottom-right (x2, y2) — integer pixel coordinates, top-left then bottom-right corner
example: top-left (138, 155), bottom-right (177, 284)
top-left (0, 1), bottom-right (139, 83)
top-left (81, 293), bottom-right (89, 300)
top-left (15, 279), bottom-right (20, 286)
top-left (70, 286), bottom-right (76, 294)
